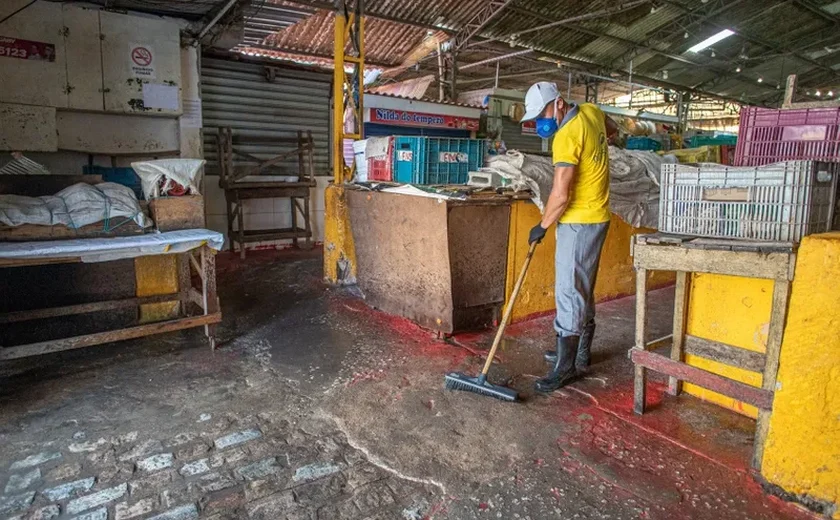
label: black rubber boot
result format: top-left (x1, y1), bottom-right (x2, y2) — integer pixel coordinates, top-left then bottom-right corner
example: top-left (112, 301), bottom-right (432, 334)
top-left (575, 320), bottom-right (596, 374)
top-left (544, 320), bottom-right (595, 370)
top-left (535, 335), bottom-right (580, 393)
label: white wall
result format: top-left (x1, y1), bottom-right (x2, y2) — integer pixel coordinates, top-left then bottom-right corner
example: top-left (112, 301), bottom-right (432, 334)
top-left (204, 177), bottom-right (329, 250)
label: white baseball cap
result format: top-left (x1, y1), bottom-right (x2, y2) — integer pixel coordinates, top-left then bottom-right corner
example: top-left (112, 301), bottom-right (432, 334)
top-left (521, 81), bottom-right (560, 122)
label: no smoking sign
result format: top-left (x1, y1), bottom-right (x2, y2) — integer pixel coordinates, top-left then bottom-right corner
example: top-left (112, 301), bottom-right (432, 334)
top-left (129, 43), bottom-right (155, 79)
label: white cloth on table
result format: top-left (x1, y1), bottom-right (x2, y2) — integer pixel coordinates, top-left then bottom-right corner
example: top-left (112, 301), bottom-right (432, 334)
top-left (0, 229), bottom-right (224, 263)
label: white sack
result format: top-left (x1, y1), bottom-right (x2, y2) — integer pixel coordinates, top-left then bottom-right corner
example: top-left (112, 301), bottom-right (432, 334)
top-left (0, 182), bottom-right (149, 229)
top-left (131, 159), bottom-right (205, 200)
top-left (478, 147), bottom-right (664, 228)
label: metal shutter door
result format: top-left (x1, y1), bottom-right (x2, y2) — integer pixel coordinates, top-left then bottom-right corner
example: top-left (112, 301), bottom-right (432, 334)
top-left (500, 118), bottom-right (544, 154)
top-left (201, 57), bottom-right (331, 177)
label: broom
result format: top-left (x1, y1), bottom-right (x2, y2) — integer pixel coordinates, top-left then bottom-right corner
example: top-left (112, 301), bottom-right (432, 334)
top-left (444, 241), bottom-right (539, 401)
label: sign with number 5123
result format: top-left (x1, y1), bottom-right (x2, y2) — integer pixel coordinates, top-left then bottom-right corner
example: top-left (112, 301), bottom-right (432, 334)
top-left (0, 36), bottom-right (56, 62)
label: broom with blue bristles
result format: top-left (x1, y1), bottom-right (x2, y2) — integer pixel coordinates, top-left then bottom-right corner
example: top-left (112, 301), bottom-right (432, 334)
top-left (444, 241), bottom-right (538, 402)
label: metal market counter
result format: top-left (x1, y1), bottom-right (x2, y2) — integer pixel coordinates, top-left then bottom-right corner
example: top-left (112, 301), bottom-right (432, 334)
top-left (346, 187), bottom-right (515, 333)
top-left (342, 184), bottom-right (673, 334)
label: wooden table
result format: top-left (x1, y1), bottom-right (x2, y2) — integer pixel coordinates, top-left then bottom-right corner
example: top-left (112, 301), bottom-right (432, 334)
top-left (630, 234), bottom-right (797, 469)
top-left (0, 245), bottom-right (221, 360)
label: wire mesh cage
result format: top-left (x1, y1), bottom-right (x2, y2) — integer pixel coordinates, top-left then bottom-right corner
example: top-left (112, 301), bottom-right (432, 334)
top-left (659, 161), bottom-right (838, 242)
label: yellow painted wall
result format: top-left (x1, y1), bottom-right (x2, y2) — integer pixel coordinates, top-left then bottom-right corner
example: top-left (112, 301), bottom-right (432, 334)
top-left (135, 255), bottom-right (179, 323)
top-left (683, 273), bottom-right (774, 419)
top-left (505, 200), bottom-right (675, 322)
top-left (761, 233), bottom-right (840, 513)
top-left (323, 184), bottom-right (357, 285)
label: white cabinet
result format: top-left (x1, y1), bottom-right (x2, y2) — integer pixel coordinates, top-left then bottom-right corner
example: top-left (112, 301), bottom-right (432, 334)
top-left (100, 11), bottom-right (181, 115)
top-left (0, 3), bottom-right (181, 115)
top-left (0, 1), bottom-right (67, 108)
top-left (64, 4), bottom-right (104, 111)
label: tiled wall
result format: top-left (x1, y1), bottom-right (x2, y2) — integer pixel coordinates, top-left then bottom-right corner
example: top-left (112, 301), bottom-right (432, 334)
top-left (204, 176), bottom-right (329, 250)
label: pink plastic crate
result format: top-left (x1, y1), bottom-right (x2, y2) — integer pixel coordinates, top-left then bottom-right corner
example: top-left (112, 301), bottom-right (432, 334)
top-left (735, 106), bottom-right (840, 166)
top-left (366, 137), bottom-right (394, 181)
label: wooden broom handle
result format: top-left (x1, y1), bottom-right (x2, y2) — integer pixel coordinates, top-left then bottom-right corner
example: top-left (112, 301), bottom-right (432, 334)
top-left (481, 241), bottom-right (538, 376)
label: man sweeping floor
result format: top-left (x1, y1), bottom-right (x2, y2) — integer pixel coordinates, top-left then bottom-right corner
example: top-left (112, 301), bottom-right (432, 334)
top-left (520, 81), bottom-right (617, 394)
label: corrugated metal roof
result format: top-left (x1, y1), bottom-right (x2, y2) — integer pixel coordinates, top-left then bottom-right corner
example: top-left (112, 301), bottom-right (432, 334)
top-left (242, 2), bottom-right (314, 46)
top-left (229, 0), bottom-right (840, 105)
top-left (263, 8), bottom-right (429, 66)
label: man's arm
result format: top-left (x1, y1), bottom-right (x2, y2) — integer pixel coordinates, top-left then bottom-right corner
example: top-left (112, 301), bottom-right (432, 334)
top-left (540, 164), bottom-right (576, 229)
top-left (604, 115), bottom-right (618, 141)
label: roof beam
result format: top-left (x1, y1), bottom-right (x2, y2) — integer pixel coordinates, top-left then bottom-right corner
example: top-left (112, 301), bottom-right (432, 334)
top-left (792, 0), bottom-right (840, 25)
top-left (474, 0), bottom-right (650, 49)
top-left (471, 39), bottom-right (753, 105)
top-left (452, 0), bottom-right (516, 52)
top-left (236, 43), bottom-right (392, 67)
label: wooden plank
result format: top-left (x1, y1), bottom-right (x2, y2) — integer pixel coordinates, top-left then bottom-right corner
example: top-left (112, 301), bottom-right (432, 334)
top-left (227, 185), bottom-right (312, 196)
top-left (0, 256), bottom-right (82, 268)
top-left (633, 243), bottom-right (794, 280)
top-left (0, 313), bottom-right (222, 360)
top-left (634, 267), bottom-right (648, 415)
top-left (0, 292), bottom-right (183, 324)
top-left (0, 221), bottom-right (144, 242)
top-left (645, 335), bottom-right (673, 351)
top-left (753, 280), bottom-right (792, 470)
top-left (630, 349), bottom-right (774, 410)
top-left (149, 196), bottom-right (205, 232)
top-left (237, 228), bottom-right (310, 242)
top-left (684, 335), bottom-right (766, 373)
top-left (669, 271), bottom-right (690, 396)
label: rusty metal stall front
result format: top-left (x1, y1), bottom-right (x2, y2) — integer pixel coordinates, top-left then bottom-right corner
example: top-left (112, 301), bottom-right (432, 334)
top-left (347, 189), bottom-right (511, 334)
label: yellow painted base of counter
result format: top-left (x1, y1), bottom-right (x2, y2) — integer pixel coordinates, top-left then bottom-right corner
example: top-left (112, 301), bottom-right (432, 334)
top-left (761, 232), bottom-right (840, 512)
top-left (323, 184), bottom-right (357, 285)
top-left (505, 201), bottom-right (675, 322)
top-left (135, 255), bottom-right (179, 323)
top-left (683, 273), bottom-right (773, 419)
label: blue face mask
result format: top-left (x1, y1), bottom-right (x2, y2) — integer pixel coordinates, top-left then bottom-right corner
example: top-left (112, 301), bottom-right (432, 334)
top-left (535, 117), bottom-right (559, 138)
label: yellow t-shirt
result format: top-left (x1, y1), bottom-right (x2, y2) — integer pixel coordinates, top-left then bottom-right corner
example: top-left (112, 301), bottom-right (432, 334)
top-left (551, 103), bottom-right (611, 224)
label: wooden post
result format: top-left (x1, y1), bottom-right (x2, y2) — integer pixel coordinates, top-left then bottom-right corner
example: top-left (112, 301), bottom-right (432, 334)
top-left (668, 271), bottom-right (690, 395)
top-left (236, 196), bottom-right (245, 260)
top-left (201, 246), bottom-right (220, 350)
top-left (291, 197), bottom-right (299, 248)
top-left (752, 279), bottom-right (791, 469)
top-left (782, 74), bottom-right (797, 108)
top-left (634, 267), bottom-right (648, 415)
top-left (178, 253), bottom-right (192, 317)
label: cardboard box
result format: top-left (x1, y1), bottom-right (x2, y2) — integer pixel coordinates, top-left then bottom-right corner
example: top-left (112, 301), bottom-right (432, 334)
top-left (149, 195), bottom-right (205, 231)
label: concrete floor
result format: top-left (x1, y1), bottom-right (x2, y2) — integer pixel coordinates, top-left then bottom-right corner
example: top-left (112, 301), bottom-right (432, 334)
top-left (0, 250), bottom-right (817, 520)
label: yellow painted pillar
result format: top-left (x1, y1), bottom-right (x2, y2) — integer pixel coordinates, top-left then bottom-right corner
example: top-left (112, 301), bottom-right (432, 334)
top-left (323, 184), bottom-right (356, 285)
top-left (761, 232), bottom-right (840, 514)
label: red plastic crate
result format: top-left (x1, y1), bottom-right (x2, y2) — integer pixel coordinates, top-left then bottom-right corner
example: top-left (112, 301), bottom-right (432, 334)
top-left (366, 137), bottom-right (394, 181)
top-left (735, 106), bottom-right (840, 166)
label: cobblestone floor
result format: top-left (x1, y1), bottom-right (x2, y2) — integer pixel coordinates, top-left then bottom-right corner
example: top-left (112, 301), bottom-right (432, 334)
top-left (0, 251), bottom-right (820, 520)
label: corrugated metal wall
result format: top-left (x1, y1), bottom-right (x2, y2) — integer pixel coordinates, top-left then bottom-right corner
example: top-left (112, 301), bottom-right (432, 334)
top-left (201, 57), bottom-right (331, 176)
top-left (500, 118), bottom-right (544, 154)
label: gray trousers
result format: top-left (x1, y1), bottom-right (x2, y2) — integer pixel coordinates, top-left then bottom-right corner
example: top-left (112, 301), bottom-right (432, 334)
top-left (554, 222), bottom-right (610, 337)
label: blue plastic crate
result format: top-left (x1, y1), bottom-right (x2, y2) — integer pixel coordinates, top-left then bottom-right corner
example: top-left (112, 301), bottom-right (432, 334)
top-left (83, 166), bottom-right (143, 199)
top-left (393, 137), bottom-right (487, 185)
top-left (626, 136), bottom-right (662, 151)
top-left (686, 135), bottom-right (737, 148)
